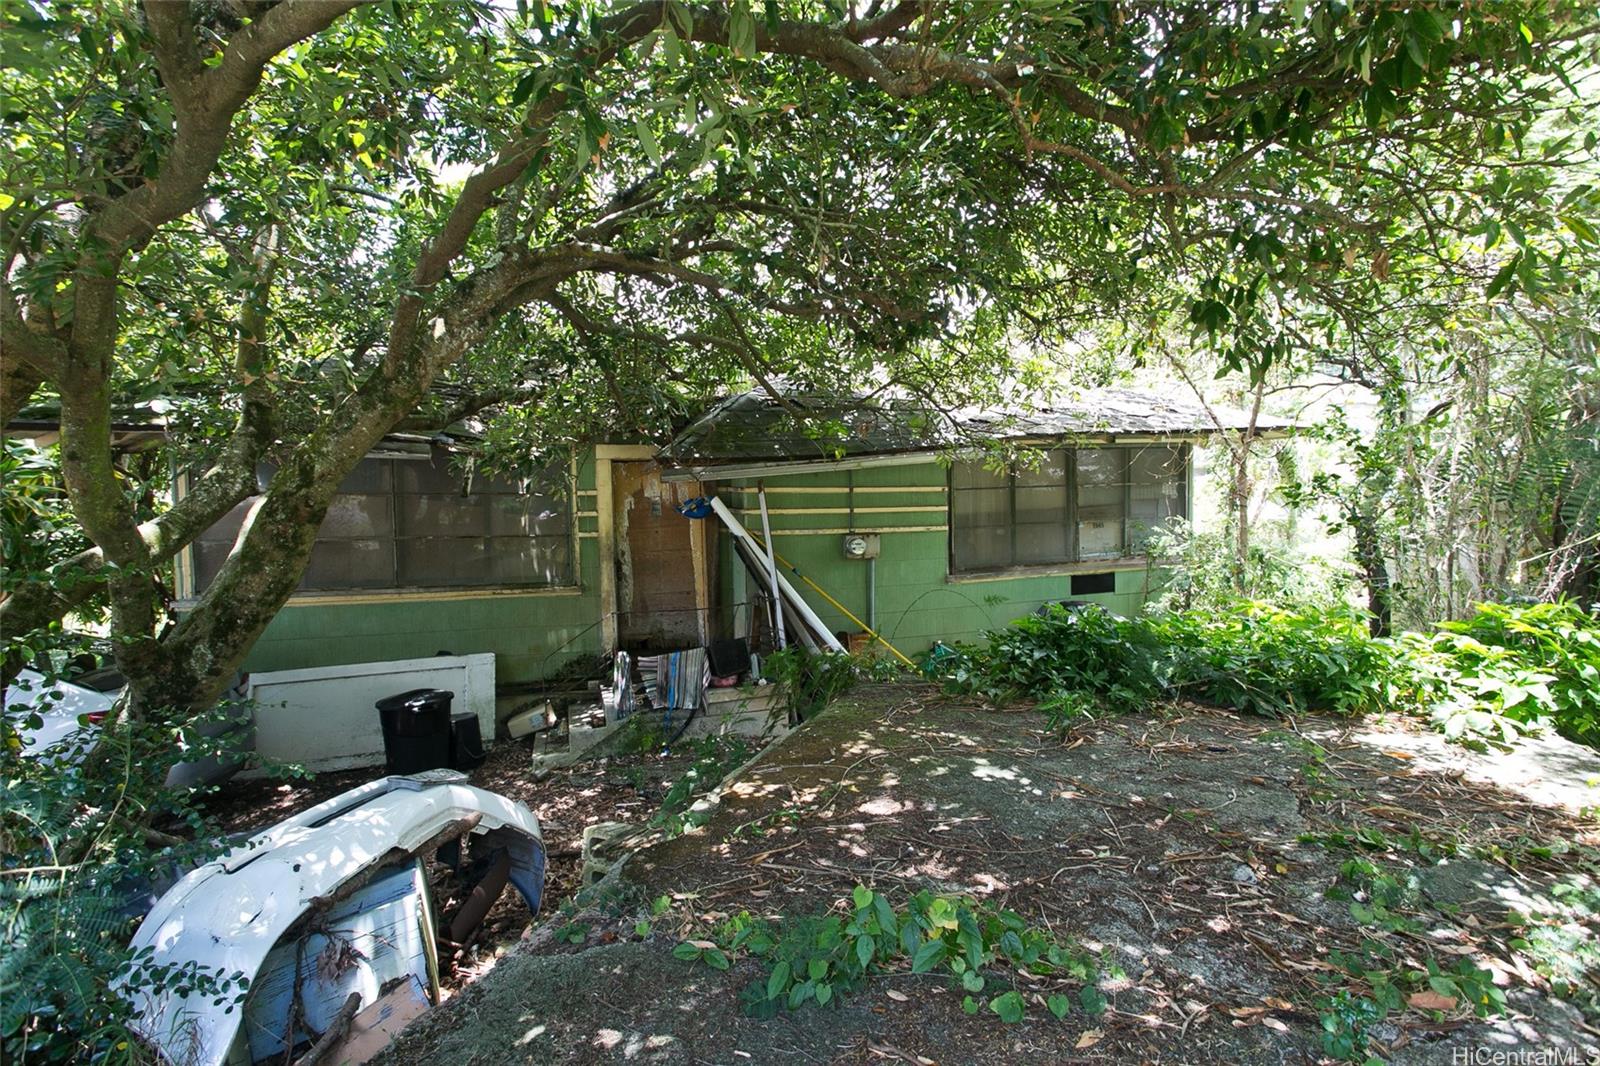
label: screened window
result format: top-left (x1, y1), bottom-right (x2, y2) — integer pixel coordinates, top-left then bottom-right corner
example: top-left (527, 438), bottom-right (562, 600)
top-left (948, 445), bottom-right (1188, 573)
top-left (191, 451), bottom-right (573, 594)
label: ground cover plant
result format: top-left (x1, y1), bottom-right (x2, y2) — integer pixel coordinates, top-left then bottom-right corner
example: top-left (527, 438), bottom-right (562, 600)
top-left (674, 884), bottom-right (1105, 1023)
top-left (935, 599), bottom-right (1600, 748)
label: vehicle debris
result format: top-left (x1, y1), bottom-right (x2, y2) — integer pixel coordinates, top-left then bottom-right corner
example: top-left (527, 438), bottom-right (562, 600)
top-left (125, 770), bottom-right (545, 1066)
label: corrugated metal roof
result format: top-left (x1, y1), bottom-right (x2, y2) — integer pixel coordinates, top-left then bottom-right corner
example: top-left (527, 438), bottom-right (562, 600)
top-left (658, 386), bottom-right (1293, 466)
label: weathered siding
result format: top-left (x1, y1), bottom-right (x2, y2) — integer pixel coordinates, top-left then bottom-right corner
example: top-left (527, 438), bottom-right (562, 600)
top-left (717, 459), bottom-right (1161, 656)
top-left (238, 455), bottom-right (604, 685)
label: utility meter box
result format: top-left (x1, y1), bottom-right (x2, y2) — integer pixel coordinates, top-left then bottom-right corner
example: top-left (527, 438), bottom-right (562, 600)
top-left (841, 532), bottom-right (880, 560)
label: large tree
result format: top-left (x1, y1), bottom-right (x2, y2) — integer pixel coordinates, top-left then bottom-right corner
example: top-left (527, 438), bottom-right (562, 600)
top-left (2, 0), bottom-right (1594, 753)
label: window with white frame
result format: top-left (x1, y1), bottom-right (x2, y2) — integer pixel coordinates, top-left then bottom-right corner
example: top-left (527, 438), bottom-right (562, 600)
top-left (190, 450), bottom-right (573, 594)
top-left (948, 444), bottom-right (1188, 573)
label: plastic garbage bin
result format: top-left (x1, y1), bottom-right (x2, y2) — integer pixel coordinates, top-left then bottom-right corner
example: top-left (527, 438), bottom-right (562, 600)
top-left (449, 712), bottom-right (486, 771)
top-left (375, 688), bottom-right (454, 774)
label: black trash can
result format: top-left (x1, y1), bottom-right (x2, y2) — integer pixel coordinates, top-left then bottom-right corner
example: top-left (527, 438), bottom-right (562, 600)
top-left (376, 688), bottom-right (454, 774)
top-left (449, 712), bottom-right (486, 771)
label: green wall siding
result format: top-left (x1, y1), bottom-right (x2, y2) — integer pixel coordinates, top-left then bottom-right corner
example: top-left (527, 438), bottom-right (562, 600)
top-left (235, 450), bottom-right (1170, 686)
top-left (719, 459), bottom-right (1161, 655)
top-left (238, 453), bottom-right (603, 685)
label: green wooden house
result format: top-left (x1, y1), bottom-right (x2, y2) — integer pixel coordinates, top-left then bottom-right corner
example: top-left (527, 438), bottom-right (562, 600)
top-left (182, 388), bottom-right (1286, 714)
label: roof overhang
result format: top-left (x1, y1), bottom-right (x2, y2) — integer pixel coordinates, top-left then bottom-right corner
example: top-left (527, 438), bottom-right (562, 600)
top-left (658, 425), bottom-right (1293, 482)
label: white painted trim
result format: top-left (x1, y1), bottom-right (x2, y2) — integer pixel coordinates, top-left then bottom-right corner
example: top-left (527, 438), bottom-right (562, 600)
top-left (172, 469), bottom-right (196, 600)
top-left (594, 443), bottom-right (658, 461)
top-left (661, 450), bottom-right (942, 482)
top-left (689, 483), bottom-right (710, 645)
top-left (268, 584), bottom-right (583, 607)
top-left (595, 457), bottom-right (617, 653)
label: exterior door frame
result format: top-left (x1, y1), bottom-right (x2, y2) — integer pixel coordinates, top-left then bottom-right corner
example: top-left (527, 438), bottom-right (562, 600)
top-left (593, 445), bottom-right (708, 653)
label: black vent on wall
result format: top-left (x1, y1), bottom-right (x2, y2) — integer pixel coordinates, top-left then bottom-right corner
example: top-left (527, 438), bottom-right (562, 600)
top-left (1071, 572), bottom-right (1116, 596)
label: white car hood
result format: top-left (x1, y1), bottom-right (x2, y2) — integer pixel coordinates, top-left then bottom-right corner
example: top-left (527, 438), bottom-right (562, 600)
top-left (2, 667), bottom-right (115, 760)
top-left (126, 772), bottom-right (544, 1066)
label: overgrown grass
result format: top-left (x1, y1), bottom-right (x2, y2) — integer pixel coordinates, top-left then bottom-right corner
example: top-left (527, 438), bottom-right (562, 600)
top-left (931, 599), bottom-right (1600, 749)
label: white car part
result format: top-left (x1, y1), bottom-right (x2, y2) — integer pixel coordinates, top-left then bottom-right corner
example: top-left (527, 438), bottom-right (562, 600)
top-left (2, 668), bottom-right (252, 787)
top-left (126, 771), bottom-right (545, 1066)
top-left (2, 668), bottom-right (115, 763)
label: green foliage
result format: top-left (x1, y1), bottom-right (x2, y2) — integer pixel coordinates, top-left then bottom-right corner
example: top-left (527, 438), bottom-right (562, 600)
top-left (935, 599), bottom-right (1600, 749)
top-left (1, 638), bottom-right (246, 1062)
top-left (0, 442), bottom-right (93, 599)
top-left (650, 733), bottom-right (750, 836)
top-left (1330, 858), bottom-right (1425, 935)
top-left (1145, 604), bottom-right (1398, 717)
top-left (1507, 880), bottom-right (1600, 1017)
top-left (1427, 601), bottom-right (1600, 746)
top-left (674, 885), bottom-right (1099, 1023)
top-left (938, 605), bottom-right (1162, 715)
top-left (942, 601), bottom-right (1397, 721)
top-left (762, 649), bottom-right (900, 723)
top-left (1317, 939), bottom-right (1505, 1062)
top-left (1144, 519), bottom-right (1353, 615)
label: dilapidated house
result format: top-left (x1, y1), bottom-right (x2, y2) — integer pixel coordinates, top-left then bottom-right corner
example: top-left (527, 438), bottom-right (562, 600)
top-left (189, 385), bottom-right (1283, 696)
top-left (9, 387), bottom-right (1286, 766)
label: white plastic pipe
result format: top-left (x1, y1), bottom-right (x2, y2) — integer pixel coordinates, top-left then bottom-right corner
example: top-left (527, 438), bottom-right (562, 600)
top-left (757, 484), bottom-right (787, 649)
top-left (708, 496), bottom-right (845, 653)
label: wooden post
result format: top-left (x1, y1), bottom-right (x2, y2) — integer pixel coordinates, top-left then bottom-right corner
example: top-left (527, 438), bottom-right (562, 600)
top-left (595, 457), bottom-right (617, 654)
top-left (688, 480), bottom-right (710, 646)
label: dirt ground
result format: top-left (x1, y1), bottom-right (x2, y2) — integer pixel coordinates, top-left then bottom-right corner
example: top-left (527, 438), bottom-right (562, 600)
top-left (376, 682), bottom-right (1600, 1066)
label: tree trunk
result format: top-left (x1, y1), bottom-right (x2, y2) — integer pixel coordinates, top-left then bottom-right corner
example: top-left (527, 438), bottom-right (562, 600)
top-left (124, 470), bottom-right (331, 722)
top-left (1, 353), bottom-right (44, 427)
top-left (1349, 505), bottom-right (1393, 637)
top-left (1231, 381), bottom-right (1265, 592)
top-left (1232, 441), bottom-right (1251, 591)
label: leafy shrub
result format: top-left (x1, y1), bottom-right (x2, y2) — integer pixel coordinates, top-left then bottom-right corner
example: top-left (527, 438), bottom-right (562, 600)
top-left (674, 884), bottom-right (1102, 1022)
top-left (932, 598), bottom-right (1600, 750)
top-left (942, 601), bottom-right (1396, 721)
top-left (936, 605), bottom-right (1161, 713)
top-left (1145, 603), bottom-right (1399, 717)
top-left (1, 621), bottom-right (273, 1063)
top-left (2, 645), bottom-right (247, 1062)
top-left (1424, 601), bottom-right (1600, 746)
top-left (763, 648), bottom-right (902, 722)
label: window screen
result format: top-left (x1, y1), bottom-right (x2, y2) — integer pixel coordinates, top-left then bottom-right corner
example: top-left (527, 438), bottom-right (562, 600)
top-left (1127, 445), bottom-right (1188, 552)
top-left (190, 451), bottom-right (573, 594)
top-left (1074, 448), bottom-right (1125, 560)
top-left (949, 445), bottom-right (1187, 573)
top-left (949, 460), bottom-right (1013, 571)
